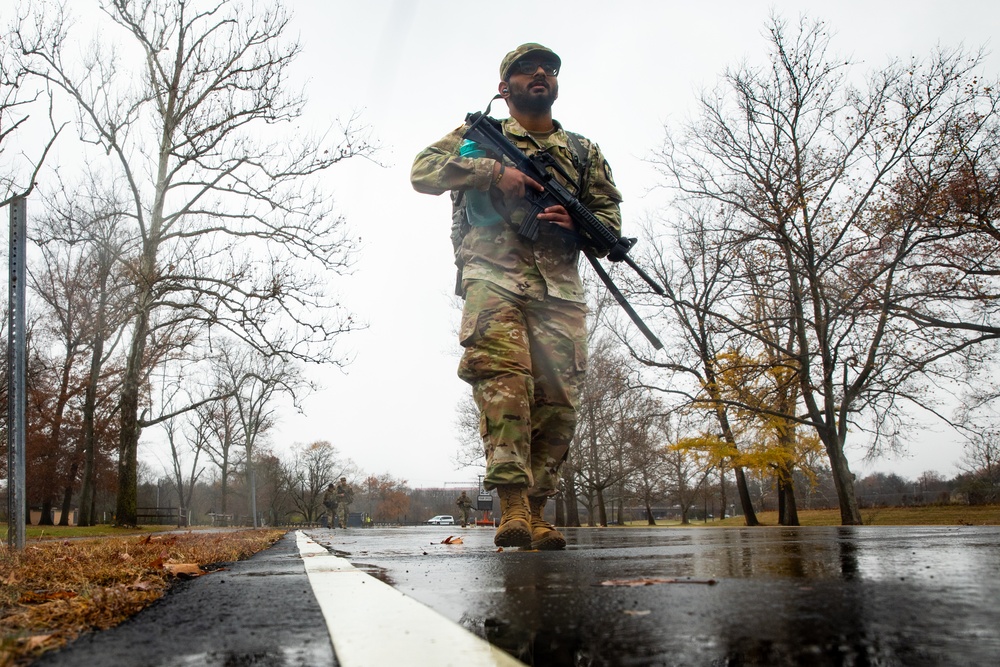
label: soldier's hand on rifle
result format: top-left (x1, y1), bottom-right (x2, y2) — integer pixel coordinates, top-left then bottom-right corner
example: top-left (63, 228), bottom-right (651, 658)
top-left (493, 161), bottom-right (543, 200)
top-left (492, 161), bottom-right (572, 231)
top-left (537, 204), bottom-right (573, 231)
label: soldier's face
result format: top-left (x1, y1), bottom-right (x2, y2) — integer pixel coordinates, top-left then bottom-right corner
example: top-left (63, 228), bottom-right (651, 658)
top-left (506, 64), bottom-right (558, 114)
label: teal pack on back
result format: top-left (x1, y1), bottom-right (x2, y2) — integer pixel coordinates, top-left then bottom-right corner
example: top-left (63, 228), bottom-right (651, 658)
top-left (458, 140), bottom-right (504, 227)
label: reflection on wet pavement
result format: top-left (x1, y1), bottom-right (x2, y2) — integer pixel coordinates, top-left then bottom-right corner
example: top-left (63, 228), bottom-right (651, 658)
top-left (316, 525), bottom-right (1000, 666)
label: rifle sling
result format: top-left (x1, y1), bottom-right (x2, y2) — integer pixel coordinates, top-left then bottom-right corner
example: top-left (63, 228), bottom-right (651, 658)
top-left (584, 251), bottom-right (663, 350)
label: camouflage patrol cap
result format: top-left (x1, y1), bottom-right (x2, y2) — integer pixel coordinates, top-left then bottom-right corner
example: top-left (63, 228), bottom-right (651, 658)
top-left (500, 43), bottom-right (561, 81)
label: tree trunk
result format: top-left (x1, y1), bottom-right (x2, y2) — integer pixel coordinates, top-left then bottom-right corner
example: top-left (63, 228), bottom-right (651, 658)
top-left (220, 466), bottom-right (230, 525)
top-left (705, 373), bottom-right (758, 526)
top-left (115, 306), bottom-right (151, 527)
top-left (38, 498), bottom-right (54, 525)
top-left (645, 498), bottom-right (656, 525)
top-left (719, 465), bottom-right (728, 520)
top-left (826, 438), bottom-right (862, 524)
top-left (58, 455), bottom-right (81, 526)
top-left (78, 292), bottom-right (108, 527)
top-left (47, 353), bottom-right (75, 527)
top-left (777, 480), bottom-right (786, 525)
top-left (777, 465), bottom-right (800, 526)
top-left (596, 487), bottom-right (608, 527)
top-left (733, 466), bottom-right (759, 526)
top-left (783, 477), bottom-right (799, 526)
top-left (564, 470), bottom-right (581, 527)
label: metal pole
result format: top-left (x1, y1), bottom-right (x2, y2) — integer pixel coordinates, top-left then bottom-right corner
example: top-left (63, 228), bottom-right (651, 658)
top-left (7, 197), bottom-right (27, 550)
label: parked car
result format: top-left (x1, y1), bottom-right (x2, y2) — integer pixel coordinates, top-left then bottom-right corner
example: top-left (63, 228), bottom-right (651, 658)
top-left (426, 514), bottom-right (455, 525)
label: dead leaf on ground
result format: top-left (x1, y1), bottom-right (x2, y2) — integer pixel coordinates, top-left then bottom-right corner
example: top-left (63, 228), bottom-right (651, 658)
top-left (623, 610), bottom-right (651, 616)
top-left (23, 635), bottom-right (53, 650)
top-left (163, 563), bottom-right (204, 578)
top-left (129, 580), bottom-right (159, 591)
top-left (599, 577), bottom-right (717, 587)
top-left (441, 536), bottom-right (464, 545)
top-left (18, 590), bottom-right (79, 604)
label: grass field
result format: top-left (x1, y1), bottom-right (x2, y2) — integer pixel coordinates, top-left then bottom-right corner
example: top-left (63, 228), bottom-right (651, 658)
top-left (1, 524), bottom-right (168, 541)
top-left (622, 504), bottom-right (1000, 527)
top-left (4, 503), bottom-right (999, 539)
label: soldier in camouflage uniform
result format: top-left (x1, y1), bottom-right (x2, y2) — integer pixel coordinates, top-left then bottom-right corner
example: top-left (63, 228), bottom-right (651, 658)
top-left (322, 483), bottom-right (337, 528)
top-left (334, 477), bottom-right (353, 529)
top-left (411, 44), bottom-right (623, 550)
top-left (456, 491), bottom-right (474, 527)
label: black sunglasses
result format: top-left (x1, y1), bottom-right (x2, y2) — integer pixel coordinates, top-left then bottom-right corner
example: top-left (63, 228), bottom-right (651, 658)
top-left (512, 60), bottom-right (559, 76)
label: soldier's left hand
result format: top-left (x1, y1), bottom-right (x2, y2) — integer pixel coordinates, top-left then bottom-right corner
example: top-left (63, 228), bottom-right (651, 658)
top-left (537, 204), bottom-right (573, 231)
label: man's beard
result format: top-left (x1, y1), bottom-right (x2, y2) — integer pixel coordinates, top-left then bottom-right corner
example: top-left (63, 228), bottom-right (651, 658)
top-left (509, 81), bottom-right (557, 114)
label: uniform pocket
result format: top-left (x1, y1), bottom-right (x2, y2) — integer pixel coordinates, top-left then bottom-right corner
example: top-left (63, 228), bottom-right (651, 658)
top-left (459, 305), bottom-right (485, 348)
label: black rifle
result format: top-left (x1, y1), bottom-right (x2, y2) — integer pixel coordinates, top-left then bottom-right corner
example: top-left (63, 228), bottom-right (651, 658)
top-left (463, 110), bottom-right (664, 349)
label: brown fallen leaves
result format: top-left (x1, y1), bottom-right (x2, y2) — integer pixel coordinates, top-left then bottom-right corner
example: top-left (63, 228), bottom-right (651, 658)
top-left (599, 577), bottom-right (718, 587)
top-left (0, 528), bottom-right (284, 666)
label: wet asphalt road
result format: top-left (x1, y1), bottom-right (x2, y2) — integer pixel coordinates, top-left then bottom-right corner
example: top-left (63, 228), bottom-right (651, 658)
top-left (32, 524), bottom-right (1000, 666)
top-left (308, 524), bottom-right (1000, 666)
top-left (35, 531), bottom-right (337, 667)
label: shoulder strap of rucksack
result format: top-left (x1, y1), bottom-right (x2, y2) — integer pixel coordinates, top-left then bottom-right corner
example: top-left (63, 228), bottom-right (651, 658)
top-left (565, 132), bottom-right (591, 194)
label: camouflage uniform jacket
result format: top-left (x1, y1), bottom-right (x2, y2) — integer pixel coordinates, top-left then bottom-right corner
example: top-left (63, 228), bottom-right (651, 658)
top-left (410, 117), bottom-right (623, 304)
top-left (335, 483), bottom-right (353, 504)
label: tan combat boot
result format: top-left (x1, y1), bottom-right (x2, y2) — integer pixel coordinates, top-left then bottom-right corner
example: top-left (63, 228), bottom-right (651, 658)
top-left (493, 484), bottom-right (532, 548)
top-left (528, 496), bottom-right (566, 550)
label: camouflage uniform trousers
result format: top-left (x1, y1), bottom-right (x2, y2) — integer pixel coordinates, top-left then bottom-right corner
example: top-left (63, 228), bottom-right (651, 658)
top-left (336, 504), bottom-right (349, 529)
top-left (457, 279), bottom-right (587, 497)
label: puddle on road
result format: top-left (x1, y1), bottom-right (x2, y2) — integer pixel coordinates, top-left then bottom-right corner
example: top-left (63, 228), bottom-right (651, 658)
top-left (351, 562), bottom-right (395, 586)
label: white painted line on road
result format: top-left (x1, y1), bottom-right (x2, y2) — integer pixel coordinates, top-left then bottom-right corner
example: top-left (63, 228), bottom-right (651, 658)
top-left (296, 531), bottom-right (524, 667)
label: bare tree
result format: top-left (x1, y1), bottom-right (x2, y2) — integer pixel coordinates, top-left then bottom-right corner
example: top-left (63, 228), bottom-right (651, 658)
top-left (358, 473), bottom-right (411, 524)
top-left (210, 338), bottom-right (307, 527)
top-left (664, 435), bottom-right (709, 525)
top-left (252, 446), bottom-right (293, 526)
top-left (286, 440), bottom-right (354, 522)
top-left (29, 235), bottom-right (89, 525)
top-left (197, 390), bottom-right (241, 524)
top-left (453, 393), bottom-right (485, 471)
top-left (163, 415), bottom-right (204, 523)
top-left (30, 170), bottom-right (135, 525)
top-left (574, 334), bottom-right (654, 526)
top-left (15, 0), bottom-right (375, 525)
top-left (651, 15), bottom-right (999, 524)
top-left (623, 413), bottom-right (671, 525)
top-left (639, 206), bottom-right (761, 524)
top-left (1, 6), bottom-right (64, 206)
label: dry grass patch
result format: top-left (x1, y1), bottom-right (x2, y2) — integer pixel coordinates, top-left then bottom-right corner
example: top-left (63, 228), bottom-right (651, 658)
top-left (711, 504), bottom-right (1000, 527)
top-left (0, 529), bottom-right (285, 666)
